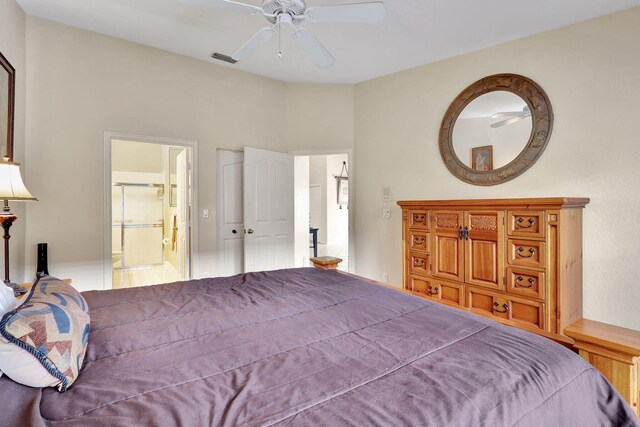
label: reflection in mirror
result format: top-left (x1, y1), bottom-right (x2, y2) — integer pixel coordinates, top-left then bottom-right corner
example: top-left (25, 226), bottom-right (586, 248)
top-left (452, 91), bottom-right (532, 171)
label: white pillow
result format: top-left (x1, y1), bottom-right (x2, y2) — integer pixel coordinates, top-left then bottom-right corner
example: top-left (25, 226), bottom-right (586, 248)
top-left (0, 284), bottom-right (20, 381)
top-left (0, 283), bottom-right (18, 315)
top-left (0, 280), bottom-right (58, 387)
top-left (0, 282), bottom-right (59, 388)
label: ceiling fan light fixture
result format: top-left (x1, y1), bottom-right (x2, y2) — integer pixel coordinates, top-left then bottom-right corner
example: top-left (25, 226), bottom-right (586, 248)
top-left (197, 0), bottom-right (386, 67)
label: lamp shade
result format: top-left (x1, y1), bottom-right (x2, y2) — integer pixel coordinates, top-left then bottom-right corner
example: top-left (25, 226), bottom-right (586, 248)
top-left (0, 161), bottom-right (37, 201)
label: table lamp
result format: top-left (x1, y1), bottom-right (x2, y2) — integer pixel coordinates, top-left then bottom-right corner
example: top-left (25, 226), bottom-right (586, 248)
top-left (0, 158), bottom-right (37, 296)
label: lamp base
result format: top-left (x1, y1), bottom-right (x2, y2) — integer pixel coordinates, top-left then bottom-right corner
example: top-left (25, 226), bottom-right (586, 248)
top-left (4, 280), bottom-right (26, 296)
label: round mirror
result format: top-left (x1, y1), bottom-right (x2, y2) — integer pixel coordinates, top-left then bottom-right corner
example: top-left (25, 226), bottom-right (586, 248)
top-left (439, 74), bottom-right (553, 186)
top-left (453, 91), bottom-right (532, 170)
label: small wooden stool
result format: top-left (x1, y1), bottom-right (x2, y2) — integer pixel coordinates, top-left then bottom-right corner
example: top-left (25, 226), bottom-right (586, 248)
top-left (310, 257), bottom-right (342, 270)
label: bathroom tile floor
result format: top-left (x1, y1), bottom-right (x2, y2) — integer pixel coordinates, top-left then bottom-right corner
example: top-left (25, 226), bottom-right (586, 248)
top-left (112, 262), bottom-right (179, 289)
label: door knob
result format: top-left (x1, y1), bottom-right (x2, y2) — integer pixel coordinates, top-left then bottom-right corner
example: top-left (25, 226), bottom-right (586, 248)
top-left (247, 229), bottom-right (254, 234)
top-left (232, 230), bottom-right (238, 234)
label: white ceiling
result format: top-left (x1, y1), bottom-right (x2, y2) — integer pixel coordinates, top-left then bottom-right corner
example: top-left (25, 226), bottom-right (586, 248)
top-left (16, 0), bottom-right (640, 83)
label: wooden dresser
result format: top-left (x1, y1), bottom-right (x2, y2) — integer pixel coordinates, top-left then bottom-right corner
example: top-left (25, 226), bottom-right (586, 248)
top-left (398, 198), bottom-right (589, 336)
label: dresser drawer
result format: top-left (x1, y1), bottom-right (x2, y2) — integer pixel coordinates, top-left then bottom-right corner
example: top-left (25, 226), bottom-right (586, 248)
top-left (507, 239), bottom-right (546, 269)
top-left (410, 275), bottom-right (464, 307)
top-left (409, 230), bottom-right (429, 252)
top-left (506, 267), bottom-right (545, 300)
top-left (409, 210), bottom-right (429, 230)
top-left (466, 287), bottom-right (545, 330)
top-left (507, 211), bottom-right (545, 239)
top-left (409, 251), bottom-right (430, 276)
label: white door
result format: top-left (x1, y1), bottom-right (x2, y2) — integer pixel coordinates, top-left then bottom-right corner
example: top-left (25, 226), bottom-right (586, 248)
top-left (176, 149), bottom-right (191, 280)
top-left (216, 150), bottom-right (245, 276)
top-left (243, 147), bottom-right (295, 272)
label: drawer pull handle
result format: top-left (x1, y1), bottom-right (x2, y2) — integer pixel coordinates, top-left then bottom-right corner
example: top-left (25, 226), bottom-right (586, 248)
top-left (516, 247), bottom-right (536, 258)
top-left (413, 258), bottom-right (426, 268)
top-left (413, 214), bottom-right (426, 224)
top-left (515, 276), bottom-right (535, 288)
top-left (493, 302), bottom-right (509, 313)
top-left (516, 218), bottom-right (536, 229)
top-left (427, 285), bottom-right (439, 295)
top-left (413, 236), bottom-right (425, 245)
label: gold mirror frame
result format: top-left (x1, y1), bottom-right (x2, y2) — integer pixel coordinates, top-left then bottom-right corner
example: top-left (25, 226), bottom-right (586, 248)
top-left (439, 74), bottom-right (553, 186)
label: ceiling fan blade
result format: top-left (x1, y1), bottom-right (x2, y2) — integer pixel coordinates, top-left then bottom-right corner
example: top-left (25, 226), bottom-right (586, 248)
top-left (491, 112), bottom-right (523, 119)
top-left (293, 28), bottom-right (335, 68)
top-left (232, 27), bottom-right (275, 61)
top-left (490, 115), bottom-right (527, 128)
top-left (305, 2), bottom-right (386, 24)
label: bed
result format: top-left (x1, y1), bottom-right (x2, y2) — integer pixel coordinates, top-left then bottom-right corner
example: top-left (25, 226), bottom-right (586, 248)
top-left (1, 267), bottom-right (637, 426)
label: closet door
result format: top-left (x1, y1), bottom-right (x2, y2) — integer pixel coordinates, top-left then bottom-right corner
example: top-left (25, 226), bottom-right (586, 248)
top-left (464, 211), bottom-right (505, 290)
top-left (243, 147), bottom-right (294, 272)
top-left (432, 210), bottom-right (464, 282)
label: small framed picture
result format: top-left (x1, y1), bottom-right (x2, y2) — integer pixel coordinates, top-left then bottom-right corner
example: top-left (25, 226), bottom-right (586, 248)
top-left (336, 177), bottom-right (348, 206)
top-left (472, 146), bottom-right (493, 171)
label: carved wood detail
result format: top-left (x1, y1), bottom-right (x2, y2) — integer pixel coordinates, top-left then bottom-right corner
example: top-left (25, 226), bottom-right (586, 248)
top-left (439, 74), bottom-right (553, 186)
top-left (470, 215), bottom-right (497, 231)
top-left (436, 213), bottom-right (459, 229)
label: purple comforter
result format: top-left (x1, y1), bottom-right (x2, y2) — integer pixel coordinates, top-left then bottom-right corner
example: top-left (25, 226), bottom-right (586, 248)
top-left (1, 268), bottom-right (637, 426)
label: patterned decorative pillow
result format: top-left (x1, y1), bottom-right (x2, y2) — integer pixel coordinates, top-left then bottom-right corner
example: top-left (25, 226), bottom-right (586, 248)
top-left (0, 275), bottom-right (90, 392)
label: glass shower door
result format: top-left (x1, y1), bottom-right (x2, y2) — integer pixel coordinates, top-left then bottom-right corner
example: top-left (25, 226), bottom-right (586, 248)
top-left (113, 184), bottom-right (164, 269)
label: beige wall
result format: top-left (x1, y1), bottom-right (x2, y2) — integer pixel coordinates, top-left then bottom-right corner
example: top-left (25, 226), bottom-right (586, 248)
top-left (0, 0), bottom-right (27, 283)
top-left (354, 8), bottom-right (640, 330)
top-left (284, 83), bottom-right (354, 151)
top-left (112, 140), bottom-right (165, 174)
top-left (23, 17), bottom-right (354, 290)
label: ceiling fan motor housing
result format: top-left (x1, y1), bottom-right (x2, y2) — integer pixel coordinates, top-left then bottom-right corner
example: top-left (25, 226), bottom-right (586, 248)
top-left (262, 0), bottom-right (307, 23)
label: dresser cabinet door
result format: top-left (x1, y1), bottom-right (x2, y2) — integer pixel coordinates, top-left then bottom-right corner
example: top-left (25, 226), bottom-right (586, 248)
top-left (432, 211), bottom-right (464, 282)
top-left (464, 211), bottom-right (505, 291)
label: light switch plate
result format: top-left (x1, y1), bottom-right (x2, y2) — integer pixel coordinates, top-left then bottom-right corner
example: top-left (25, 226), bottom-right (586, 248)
top-left (203, 209), bottom-right (209, 219)
top-left (382, 208), bottom-right (391, 219)
top-left (382, 187), bottom-right (392, 202)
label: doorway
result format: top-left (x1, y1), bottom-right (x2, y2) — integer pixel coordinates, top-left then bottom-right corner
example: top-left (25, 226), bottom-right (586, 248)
top-left (216, 148), bottom-right (351, 276)
top-left (296, 154), bottom-right (350, 271)
top-left (105, 135), bottom-right (195, 289)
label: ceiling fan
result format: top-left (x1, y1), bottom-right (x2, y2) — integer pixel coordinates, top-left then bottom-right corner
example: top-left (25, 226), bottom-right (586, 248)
top-left (188, 0), bottom-right (386, 68)
top-left (490, 106), bottom-right (531, 128)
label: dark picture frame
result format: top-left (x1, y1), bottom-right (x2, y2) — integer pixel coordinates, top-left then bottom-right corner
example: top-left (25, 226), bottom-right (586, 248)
top-left (471, 145), bottom-right (493, 171)
top-left (0, 51), bottom-right (15, 161)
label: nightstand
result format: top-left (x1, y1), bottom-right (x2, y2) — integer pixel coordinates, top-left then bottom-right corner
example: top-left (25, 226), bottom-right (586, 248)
top-left (565, 318), bottom-right (640, 416)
